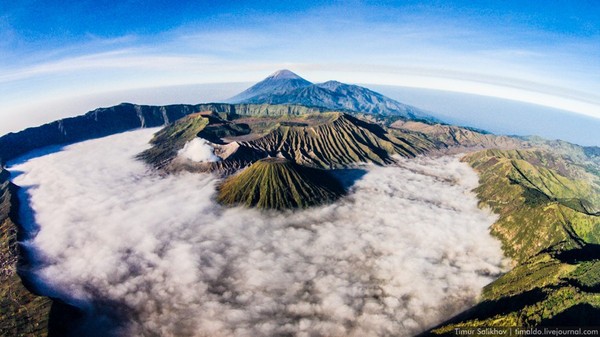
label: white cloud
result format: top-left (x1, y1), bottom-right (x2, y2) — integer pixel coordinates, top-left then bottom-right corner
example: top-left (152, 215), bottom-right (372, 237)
top-left (9, 129), bottom-right (507, 336)
top-left (178, 138), bottom-right (220, 162)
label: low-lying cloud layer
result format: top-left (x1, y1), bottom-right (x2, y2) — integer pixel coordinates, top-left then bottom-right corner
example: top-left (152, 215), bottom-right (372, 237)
top-left (9, 129), bottom-right (506, 337)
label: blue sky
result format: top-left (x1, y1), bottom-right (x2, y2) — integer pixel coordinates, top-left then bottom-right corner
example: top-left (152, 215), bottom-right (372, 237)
top-left (1, 1), bottom-right (599, 142)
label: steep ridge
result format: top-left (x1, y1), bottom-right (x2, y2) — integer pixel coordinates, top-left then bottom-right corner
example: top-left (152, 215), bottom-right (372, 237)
top-left (467, 149), bottom-right (599, 262)
top-left (217, 158), bottom-right (345, 209)
top-left (0, 168), bottom-right (52, 336)
top-left (391, 120), bottom-right (523, 150)
top-left (429, 149), bottom-right (600, 333)
top-left (240, 113), bottom-right (434, 168)
top-left (0, 103), bottom-right (190, 165)
top-left (138, 111), bottom-right (438, 173)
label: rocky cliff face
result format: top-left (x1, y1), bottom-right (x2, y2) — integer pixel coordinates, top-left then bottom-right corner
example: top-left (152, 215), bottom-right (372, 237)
top-left (0, 103), bottom-right (326, 166)
top-left (0, 168), bottom-right (52, 336)
top-left (239, 113), bottom-right (434, 168)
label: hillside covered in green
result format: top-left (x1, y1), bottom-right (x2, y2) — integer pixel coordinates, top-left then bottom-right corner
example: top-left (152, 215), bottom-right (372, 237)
top-left (430, 149), bottom-right (600, 334)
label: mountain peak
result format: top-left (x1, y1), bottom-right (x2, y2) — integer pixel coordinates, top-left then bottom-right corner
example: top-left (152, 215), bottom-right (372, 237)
top-left (268, 69), bottom-right (303, 80)
top-left (317, 80), bottom-right (345, 90)
top-left (227, 69), bottom-right (312, 103)
top-left (227, 70), bottom-right (435, 121)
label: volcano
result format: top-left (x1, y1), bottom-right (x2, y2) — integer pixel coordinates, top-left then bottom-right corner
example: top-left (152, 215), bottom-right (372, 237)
top-left (217, 157), bottom-right (345, 210)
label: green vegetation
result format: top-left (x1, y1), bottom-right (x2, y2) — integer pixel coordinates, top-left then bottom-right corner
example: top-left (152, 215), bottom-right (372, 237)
top-left (137, 112), bottom-right (209, 167)
top-left (430, 149), bottom-right (600, 334)
top-left (0, 168), bottom-right (52, 336)
top-left (466, 149), bottom-right (600, 261)
top-left (217, 158), bottom-right (345, 210)
top-left (568, 261), bottom-right (600, 291)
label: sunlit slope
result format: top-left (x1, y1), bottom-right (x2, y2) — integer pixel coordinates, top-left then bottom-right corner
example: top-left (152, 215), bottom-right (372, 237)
top-left (431, 149), bottom-right (600, 333)
top-left (241, 113), bottom-right (434, 168)
top-left (0, 168), bottom-right (52, 336)
top-left (217, 158), bottom-right (345, 209)
top-left (468, 149), bottom-right (600, 261)
top-left (392, 121), bottom-right (522, 150)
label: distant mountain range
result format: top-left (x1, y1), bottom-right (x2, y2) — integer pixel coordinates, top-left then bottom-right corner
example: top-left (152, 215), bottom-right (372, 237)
top-left (228, 69), bottom-right (435, 121)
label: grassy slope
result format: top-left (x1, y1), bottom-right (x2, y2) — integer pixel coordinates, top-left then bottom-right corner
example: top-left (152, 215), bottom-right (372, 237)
top-left (136, 113), bottom-right (209, 167)
top-left (431, 149), bottom-right (600, 334)
top-left (0, 169), bottom-right (52, 336)
top-left (217, 158), bottom-right (345, 210)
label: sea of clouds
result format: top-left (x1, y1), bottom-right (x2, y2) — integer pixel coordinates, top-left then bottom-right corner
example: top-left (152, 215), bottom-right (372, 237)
top-left (8, 128), bottom-right (507, 337)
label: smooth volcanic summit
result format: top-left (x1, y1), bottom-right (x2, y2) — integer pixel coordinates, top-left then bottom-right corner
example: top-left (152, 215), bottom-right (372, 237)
top-left (217, 157), bottom-right (345, 210)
